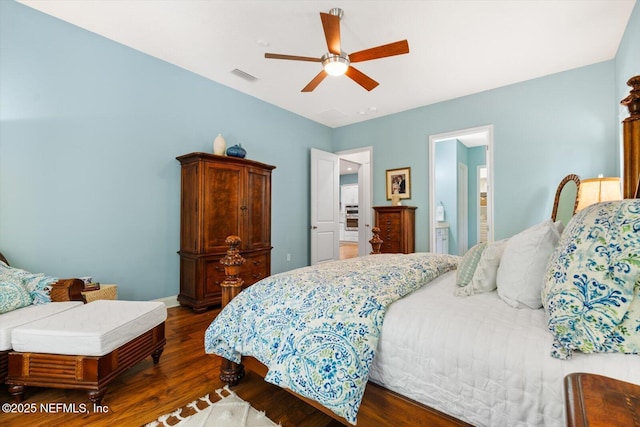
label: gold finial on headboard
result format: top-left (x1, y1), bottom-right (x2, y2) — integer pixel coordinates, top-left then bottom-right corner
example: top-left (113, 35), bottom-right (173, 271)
top-left (621, 75), bottom-right (640, 120)
top-left (220, 235), bottom-right (246, 308)
top-left (621, 75), bottom-right (640, 199)
top-left (369, 227), bottom-right (383, 254)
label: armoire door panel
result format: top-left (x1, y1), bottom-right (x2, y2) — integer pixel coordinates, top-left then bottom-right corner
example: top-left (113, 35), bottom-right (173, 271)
top-left (245, 167), bottom-right (272, 249)
top-left (180, 163), bottom-right (200, 253)
top-left (203, 163), bottom-right (243, 252)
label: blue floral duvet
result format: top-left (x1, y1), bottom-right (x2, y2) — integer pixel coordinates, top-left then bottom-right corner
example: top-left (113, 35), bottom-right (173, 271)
top-left (204, 253), bottom-right (458, 424)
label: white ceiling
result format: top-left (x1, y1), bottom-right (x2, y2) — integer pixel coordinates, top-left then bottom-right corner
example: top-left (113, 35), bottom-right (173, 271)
top-left (19, 0), bottom-right (636, 128)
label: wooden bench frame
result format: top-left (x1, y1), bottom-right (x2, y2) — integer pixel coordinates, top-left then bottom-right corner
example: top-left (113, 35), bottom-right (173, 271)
top-left (6, 322), bottom-right (165, 404)
top-left (0, 278), bottom-right (85, 384)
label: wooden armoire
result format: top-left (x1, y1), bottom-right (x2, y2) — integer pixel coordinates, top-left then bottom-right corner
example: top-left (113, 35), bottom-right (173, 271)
top-left (177, 152), bottom-right (275, 313)
top-left (373, 205), bottom-right (417, 254)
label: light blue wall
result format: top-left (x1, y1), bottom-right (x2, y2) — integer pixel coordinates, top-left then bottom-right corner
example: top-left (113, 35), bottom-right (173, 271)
top-left (434, 140), bottom-right (457, 253)
top-left (469, 145), bottom-right (487, 248)
top-left (467, 146), bottom-right (486, 248)
top-left (616, 1), bottom-right (640, 108)
top-left (434, 139), bottom-right (482, 255)
top-left (455, 140), bottom-right (469, 255)
top-left (333, 61), bottom-right (618, 249)
top-left (1, 1), bottom-right (637, 301)
top-left (333, 0), bottom-right (640, 247)
top-left (340, 174), bottom-right (359, 186)
top-left (0, 1), bottom-right (331, 300)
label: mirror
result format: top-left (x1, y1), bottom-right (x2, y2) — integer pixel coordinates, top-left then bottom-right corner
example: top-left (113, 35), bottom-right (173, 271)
top-left (551, 174), bottom-right (580, 227)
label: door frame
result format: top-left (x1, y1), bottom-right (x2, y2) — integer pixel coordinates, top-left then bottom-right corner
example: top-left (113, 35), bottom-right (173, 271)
top-left (428, 125), bottom-right (494, 252)
top-left (310, 146), bottom-right (373, 264)
top-left (336, 146), bottom-right (373, 257)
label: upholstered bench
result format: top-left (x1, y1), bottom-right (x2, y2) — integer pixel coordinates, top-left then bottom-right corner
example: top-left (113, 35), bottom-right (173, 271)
top-left (6, 300), bottom-right (167, 404)
top-left (0, 300), bottom-right (84, 383)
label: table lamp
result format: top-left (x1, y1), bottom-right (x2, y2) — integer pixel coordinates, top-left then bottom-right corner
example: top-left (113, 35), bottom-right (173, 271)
top-left (576, 176), bottom-right (623, 211)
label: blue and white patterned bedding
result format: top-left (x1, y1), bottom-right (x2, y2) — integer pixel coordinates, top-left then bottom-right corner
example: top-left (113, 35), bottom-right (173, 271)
top-left (543, 200), bottom-right (640, 359)
top-left (0, 261), bottom-right (59, 305)
top-left (204, 253), bottom-right (458, 424)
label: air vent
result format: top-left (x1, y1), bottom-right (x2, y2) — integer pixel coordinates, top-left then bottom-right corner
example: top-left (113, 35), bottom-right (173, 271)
top-left (231, 68), bottom-right (258, 82)
top-left (318, 109), bottom-right (346, 120)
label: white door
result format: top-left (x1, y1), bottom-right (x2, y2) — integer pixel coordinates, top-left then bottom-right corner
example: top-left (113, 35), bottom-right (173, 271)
top-left (310, 148), bottom-right (340, 265)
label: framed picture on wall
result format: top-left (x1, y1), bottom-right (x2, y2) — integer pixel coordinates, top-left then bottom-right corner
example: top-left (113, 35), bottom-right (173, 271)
top-left (386, 167), bottom-right (411, 200)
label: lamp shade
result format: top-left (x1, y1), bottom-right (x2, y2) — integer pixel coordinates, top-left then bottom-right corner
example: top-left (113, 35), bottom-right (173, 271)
top-left (576, 177), bottom-right (623, 211)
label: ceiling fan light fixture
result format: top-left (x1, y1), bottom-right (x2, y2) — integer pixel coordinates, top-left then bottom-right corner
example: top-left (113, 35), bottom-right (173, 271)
top-left (265, 8), bottom-right (409, 91)
top-left (322, 53), bottom-right (350, 76)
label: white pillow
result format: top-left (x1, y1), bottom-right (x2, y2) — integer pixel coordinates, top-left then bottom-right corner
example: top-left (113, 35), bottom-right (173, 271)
top-left (455, 239), bottom-right (508, 296)
top-left (496, 220), bottom-right (562, 309)
top-left (469, 238), bottom-right (508, 293)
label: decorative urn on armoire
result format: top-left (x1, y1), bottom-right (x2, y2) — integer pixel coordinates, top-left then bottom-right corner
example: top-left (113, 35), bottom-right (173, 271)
top-left (226, 144), bottom-right (247, 158)
top-left (176, 152), bottom-right (275, 313)
top-left (213, 134), bottom-right (226, 156)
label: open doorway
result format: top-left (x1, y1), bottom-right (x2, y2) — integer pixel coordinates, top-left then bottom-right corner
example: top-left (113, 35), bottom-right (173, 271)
top-left (339, 162), bottom-right (359, 259)
top-left (310, 147), bottom-right (373, 265)
top-left (428, 125), bottom-right (494, 255)
top-left (478, 166), bottom-right (489, 243)
top-left (337, 147), bottom-right (372, 259)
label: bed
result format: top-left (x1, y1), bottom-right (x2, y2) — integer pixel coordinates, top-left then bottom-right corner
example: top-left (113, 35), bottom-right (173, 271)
top-left (202, 78), bottom-right (640, 426)
top-left (204, 198), bottom-right (640, 426)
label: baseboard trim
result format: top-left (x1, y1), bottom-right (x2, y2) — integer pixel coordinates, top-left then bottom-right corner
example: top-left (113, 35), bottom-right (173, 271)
top-left (155, 295), bottom-right (180, 308)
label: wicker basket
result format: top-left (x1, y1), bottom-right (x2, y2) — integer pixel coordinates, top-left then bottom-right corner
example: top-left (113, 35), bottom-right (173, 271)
top-left (82, 284), bottom-right (118, 302)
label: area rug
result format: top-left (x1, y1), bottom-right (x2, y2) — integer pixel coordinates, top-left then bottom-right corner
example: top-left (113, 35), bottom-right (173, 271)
top-left (144, 385), bottom-right (280, 427)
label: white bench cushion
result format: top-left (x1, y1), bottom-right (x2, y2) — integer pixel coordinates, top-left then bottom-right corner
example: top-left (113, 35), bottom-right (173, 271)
top-left (0, 301), bottom-right (83, 351)
top-left (11, 300), bottom-right (167, 356)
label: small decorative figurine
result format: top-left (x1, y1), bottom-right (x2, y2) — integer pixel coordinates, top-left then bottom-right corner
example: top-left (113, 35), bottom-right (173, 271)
top-left (226, 144), bottom-right (247, 158)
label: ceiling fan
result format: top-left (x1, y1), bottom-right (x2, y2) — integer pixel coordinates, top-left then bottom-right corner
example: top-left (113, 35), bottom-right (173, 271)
top-left (264, 7), bottom-right (410, 92)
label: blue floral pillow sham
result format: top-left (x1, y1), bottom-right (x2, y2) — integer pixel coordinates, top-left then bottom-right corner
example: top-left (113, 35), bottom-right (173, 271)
top-left (0, 261), bottom-right (58, 305)
top-left (542, 200), bottom-right (640, 359)
top-left (0, 281), bottom-right (33, 314)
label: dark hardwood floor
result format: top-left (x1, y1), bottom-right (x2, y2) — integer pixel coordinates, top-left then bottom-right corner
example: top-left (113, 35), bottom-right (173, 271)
top-left (0, 305), bottom-right (344, 427)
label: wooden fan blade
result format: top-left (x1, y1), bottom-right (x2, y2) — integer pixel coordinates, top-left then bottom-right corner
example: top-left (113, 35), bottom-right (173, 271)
top-left (345, 66), bottom-right (379, 91)
top-left (320, 12), bottom-right (341, 55)
top-left (265, 53), bottom-right (322, 62)
top-left (349, 40), bottom-right (409, 63)
top-left (302, 70), bottom-right (328, 92)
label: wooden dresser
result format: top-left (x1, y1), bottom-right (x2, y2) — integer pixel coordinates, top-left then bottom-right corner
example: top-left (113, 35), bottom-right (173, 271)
top-left (565, 373), bottom-right (640, 427)
top-left (177, 152), bottom-right (275, 313)
top-left (373, 206), bottom-right (417, 254)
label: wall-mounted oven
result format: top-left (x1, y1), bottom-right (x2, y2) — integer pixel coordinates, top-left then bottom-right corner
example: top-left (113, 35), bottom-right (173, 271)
top-left (345, 204), bottom-right (359, 231)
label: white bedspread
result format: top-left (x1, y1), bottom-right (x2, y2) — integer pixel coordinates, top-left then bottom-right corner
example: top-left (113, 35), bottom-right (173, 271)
top-left (369, 270), bottom-right (640, 427)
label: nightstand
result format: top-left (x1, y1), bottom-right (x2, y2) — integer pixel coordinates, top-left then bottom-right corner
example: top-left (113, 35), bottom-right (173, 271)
top-left (565, 372), bottom-right (640, 427)
top-left (82, 284), bottom-right (118, 302)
